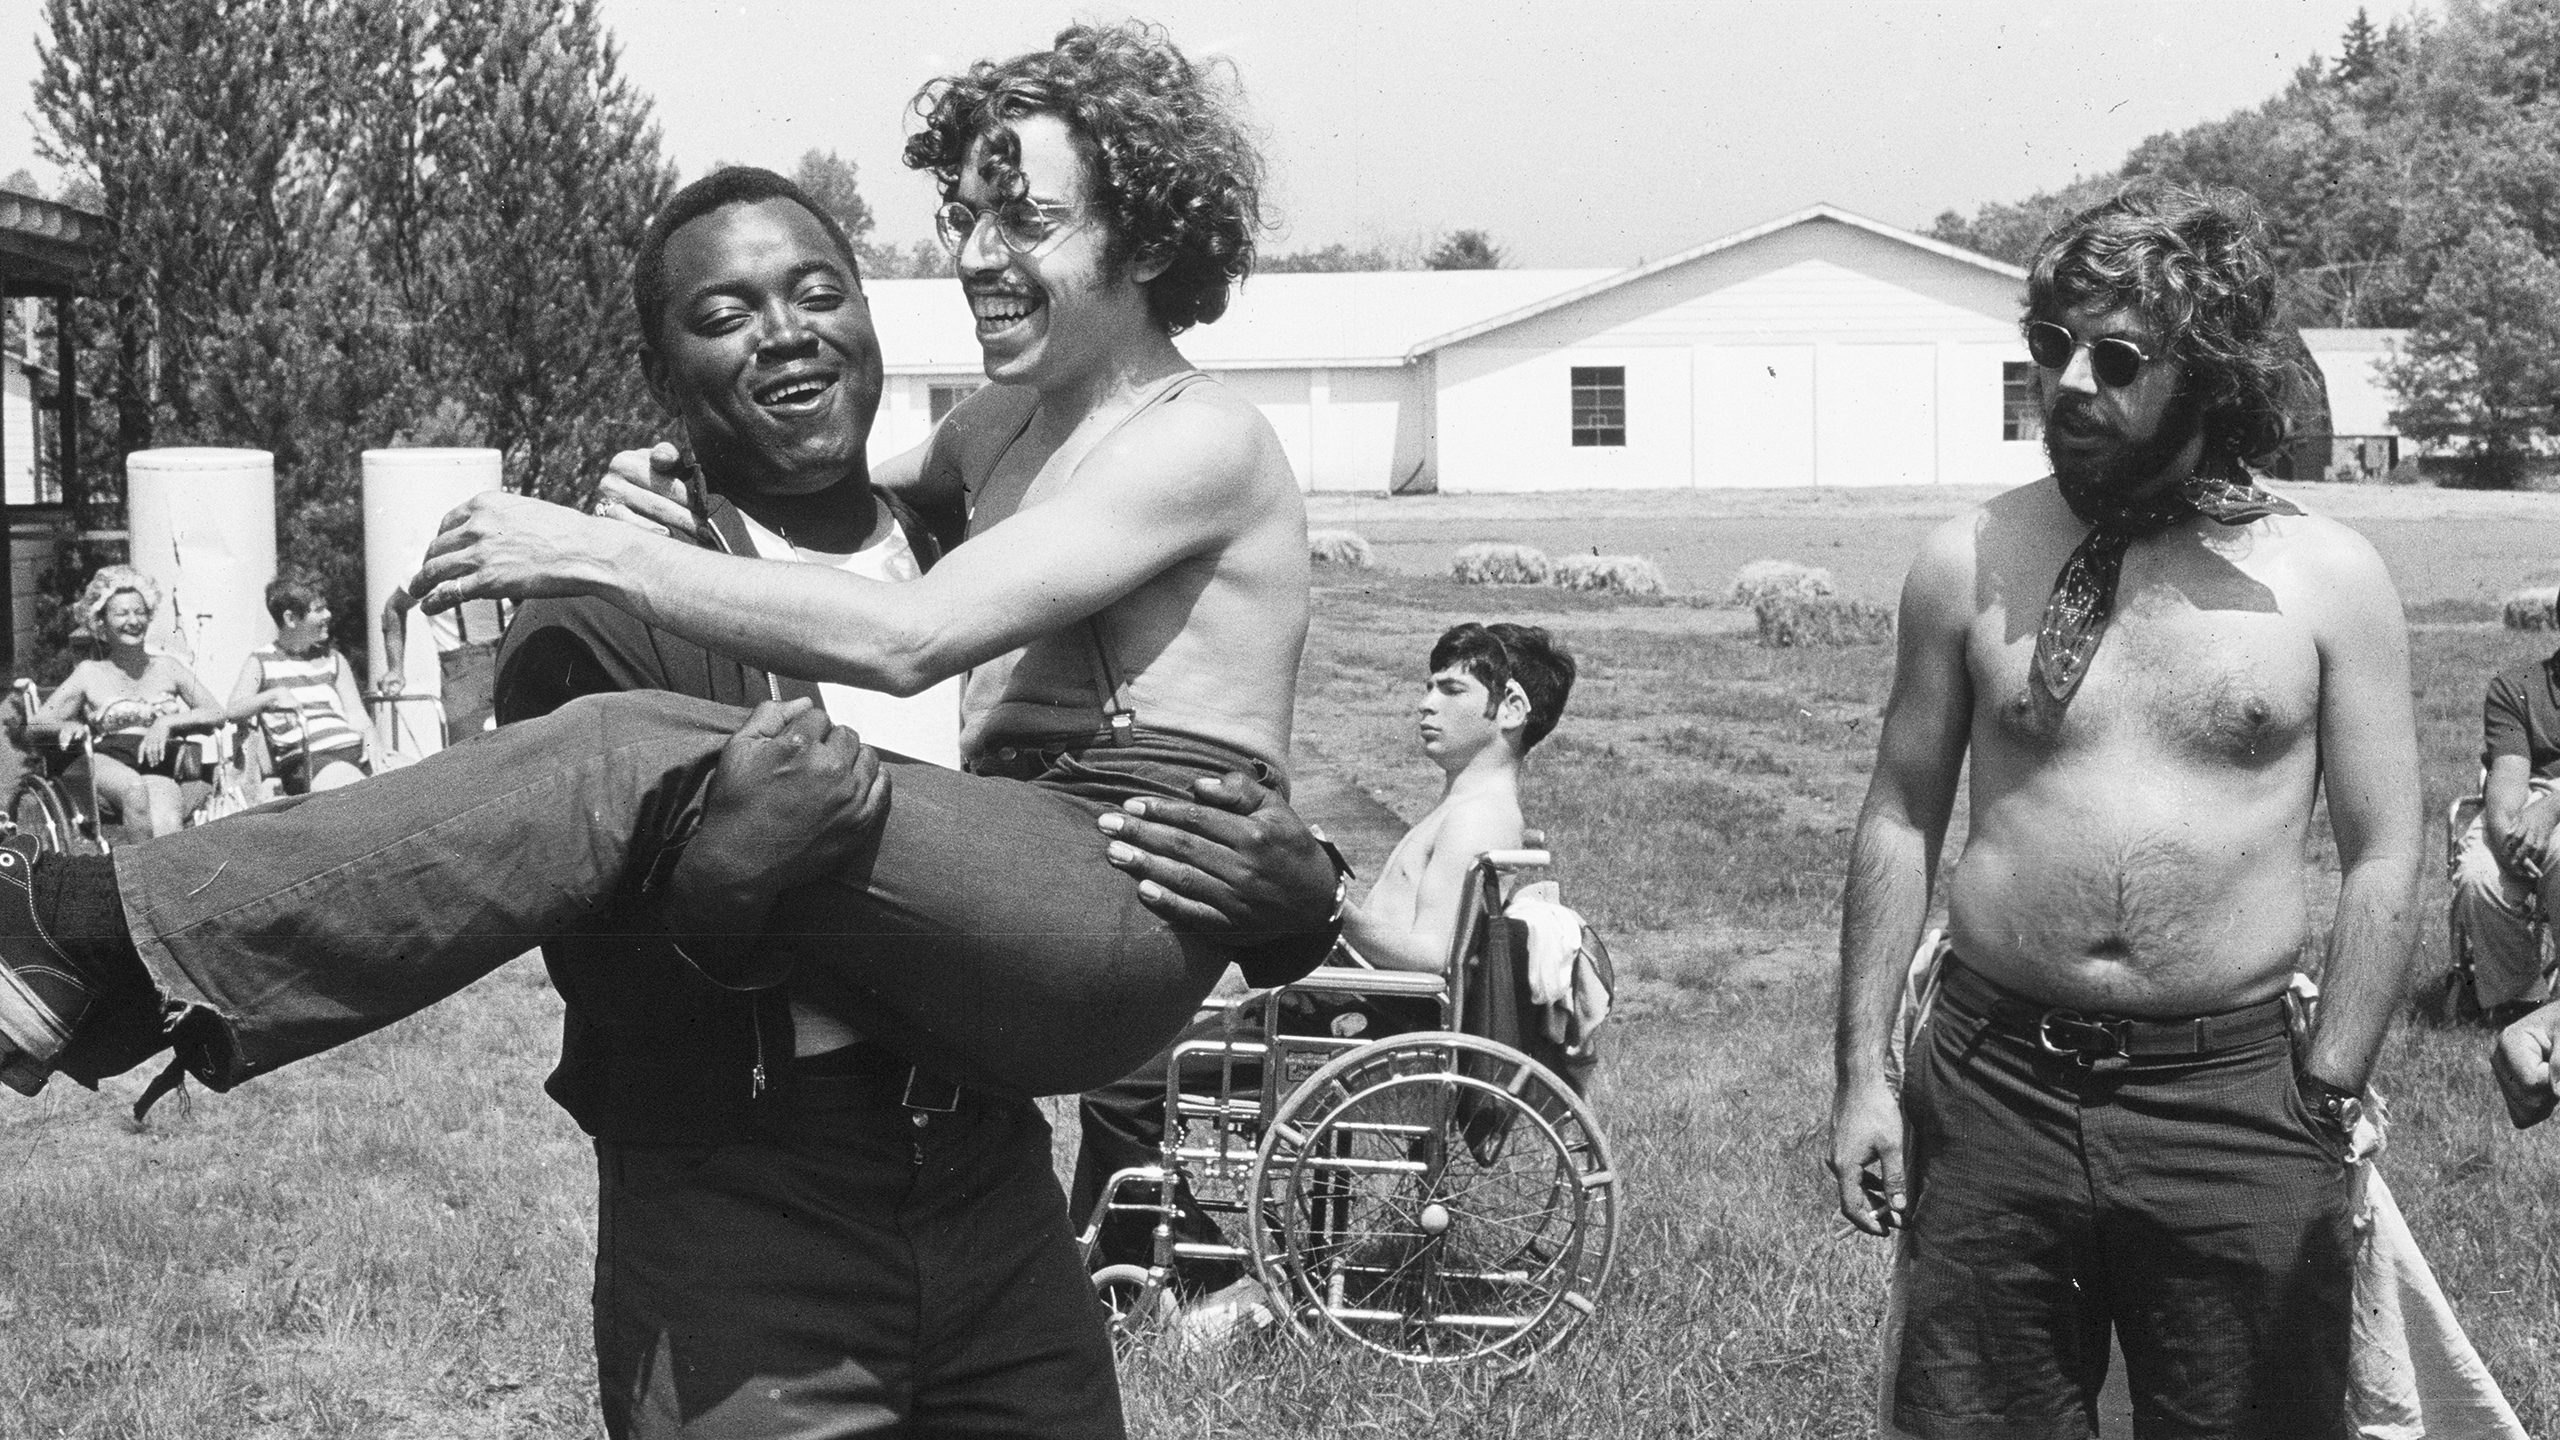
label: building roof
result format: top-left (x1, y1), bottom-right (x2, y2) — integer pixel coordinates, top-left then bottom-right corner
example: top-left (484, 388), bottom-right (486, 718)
top-left (869, 267), bottom-right (1612, 374)
top-left (1407, 203), bottom-right (2025, 356)
top-left (0, 188), bottom-right (109, 299)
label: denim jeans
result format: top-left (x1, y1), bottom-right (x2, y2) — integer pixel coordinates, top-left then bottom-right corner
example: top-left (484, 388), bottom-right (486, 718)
top-left (113, 690), bottom-right (1259, 1099)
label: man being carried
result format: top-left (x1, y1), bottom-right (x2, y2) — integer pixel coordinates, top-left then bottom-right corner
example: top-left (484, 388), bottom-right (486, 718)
top-left (1829, 180), bottom-right (2421, 1439)
top-left (0, 24), bottom-right (1322, 1148)
top-left (1073, 621), bottom-right (1575, 1311)
top-left (2451, 606), bottom-right (2560, 1022)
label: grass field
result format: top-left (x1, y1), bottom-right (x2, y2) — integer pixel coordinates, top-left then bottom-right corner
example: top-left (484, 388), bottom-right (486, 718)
top-left (6, 484), bottom-right (2560, 1437)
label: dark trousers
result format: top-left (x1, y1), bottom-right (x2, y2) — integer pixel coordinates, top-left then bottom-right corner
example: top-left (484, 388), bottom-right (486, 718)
top-left (1896, 978), bottom-right (2357, 1440)
top-left (109, 691), bottom-right (1243, 1098)
top-left (596, 1061), bottom-right (1120, 1438)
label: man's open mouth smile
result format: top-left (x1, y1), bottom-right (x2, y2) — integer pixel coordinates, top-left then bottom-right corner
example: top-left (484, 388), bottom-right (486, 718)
top-left (969, 289), bottom-right (1043, 339)
top-left (752, 369), bottom-right (838, 414)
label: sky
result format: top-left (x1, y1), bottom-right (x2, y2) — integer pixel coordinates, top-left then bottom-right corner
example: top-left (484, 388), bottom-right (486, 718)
top-left (0, 0), bottom-right (2423, 268)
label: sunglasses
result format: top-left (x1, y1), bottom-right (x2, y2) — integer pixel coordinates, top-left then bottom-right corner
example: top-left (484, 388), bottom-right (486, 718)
top-left (2024, 321), bottom-right (2158, 389)
top-left (933, 197), bottom-right (1084, 256)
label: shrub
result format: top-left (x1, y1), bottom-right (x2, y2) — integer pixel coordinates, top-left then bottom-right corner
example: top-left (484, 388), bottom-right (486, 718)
top-left (1754, 594), bottom-right (1895, 647)
top-left (1551, 553), bottom-right (1666, 596)
top-left (1307, 529), bottom-right (1374, 567)
top-left (1452, 542), bottom-right (1551, 586)
top-left (1727, 559), bottom-right (1837, 608)
top-left (2503, 587), bottom-right (2559, 631)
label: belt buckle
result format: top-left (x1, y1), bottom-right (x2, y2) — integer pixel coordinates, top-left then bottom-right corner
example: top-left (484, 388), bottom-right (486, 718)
top-left (901, 1069), bottom-right (961, 1113)
top-left (2035, 1010), bottom-right (2128, 1063)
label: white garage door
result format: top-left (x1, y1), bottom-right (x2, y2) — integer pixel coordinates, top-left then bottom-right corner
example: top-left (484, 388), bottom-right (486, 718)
top-left (1818, 344), bottom-right (1937, 487)
top-left (1696, 345), bottom-right (1815, 488)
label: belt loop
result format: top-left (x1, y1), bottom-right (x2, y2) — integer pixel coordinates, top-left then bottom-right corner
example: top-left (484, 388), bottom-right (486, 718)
top-left (901, 1068), bottom-right (961, 1114)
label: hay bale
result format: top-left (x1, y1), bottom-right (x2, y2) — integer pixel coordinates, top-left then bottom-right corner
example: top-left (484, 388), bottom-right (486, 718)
top-left (1452, 542), bottom-right (1551, 586)
top-left (1551, 553), bottom-right (1666, 596)
top-left (2504, 587), bottom-right (2560, 630)
top-left (1308, 529), bottom-right (1374, 567)
top-left (1727, 559), bottom-right (1837, 608)
top-left (1754, 594), bottom-right (1895, 648)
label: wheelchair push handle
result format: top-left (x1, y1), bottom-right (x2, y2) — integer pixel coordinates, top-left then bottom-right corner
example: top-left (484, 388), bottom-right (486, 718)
top-left (1479, 849), bottom-right (1551, 872)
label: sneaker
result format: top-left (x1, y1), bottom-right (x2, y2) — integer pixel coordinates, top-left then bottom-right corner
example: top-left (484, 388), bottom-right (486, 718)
top-left (0, 836), bottom-right (90, 1095)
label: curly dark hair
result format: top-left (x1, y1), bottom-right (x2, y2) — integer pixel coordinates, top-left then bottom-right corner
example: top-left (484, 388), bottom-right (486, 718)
top-left (902, 21), bottom-right (1264, 334)
top-left (2024, 179), bottom-right (2301, 464)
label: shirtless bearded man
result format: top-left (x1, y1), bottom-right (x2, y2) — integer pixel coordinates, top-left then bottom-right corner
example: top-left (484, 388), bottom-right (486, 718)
top-left (1828, 181), bottom-right (2421, 1439)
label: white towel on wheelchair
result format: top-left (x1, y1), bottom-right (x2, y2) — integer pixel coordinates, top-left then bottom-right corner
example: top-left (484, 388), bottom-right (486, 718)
top-left (1506, 881), bottom-right (1612, 1050)
top-left (1875, 936), bottom-right (2527, 1440)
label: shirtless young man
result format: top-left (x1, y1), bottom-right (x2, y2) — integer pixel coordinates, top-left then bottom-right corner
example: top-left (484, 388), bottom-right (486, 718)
top-left (1829, 181), bottom-right (2421, 1439)
top-left (0, 25), bottom-right (1326, 1116)
top-left (1072, 622), bottom-right (1576, 1295)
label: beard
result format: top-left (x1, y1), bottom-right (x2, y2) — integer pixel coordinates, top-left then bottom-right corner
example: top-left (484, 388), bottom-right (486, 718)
top-left (2044, 389), bottom-right (2206, 528)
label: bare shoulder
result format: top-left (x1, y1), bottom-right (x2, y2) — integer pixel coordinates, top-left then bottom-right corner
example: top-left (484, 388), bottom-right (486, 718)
top-left (1086, 377), bottom-right (1292, 504)
top-left (1435, 786), bottom-right (1527, 855)
top-left (2258, 508), bottom-right (2403, 634)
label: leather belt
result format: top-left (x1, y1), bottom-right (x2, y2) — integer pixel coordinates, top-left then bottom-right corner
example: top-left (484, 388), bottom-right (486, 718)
top-left (791, 1042), bottom-right (961, 1113)
top-left (1937, 956), bottom-right (2290, 1064)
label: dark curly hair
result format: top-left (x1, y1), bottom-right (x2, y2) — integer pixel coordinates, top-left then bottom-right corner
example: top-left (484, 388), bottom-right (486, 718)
top-left (902, 21), bottom-right (1264, 334)
top-left (2025, 180), bottom-right (2302, 465)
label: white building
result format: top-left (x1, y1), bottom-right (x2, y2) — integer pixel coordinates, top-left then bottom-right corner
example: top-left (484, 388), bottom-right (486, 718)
top-left (866, 204), bottom-right (2405, 493)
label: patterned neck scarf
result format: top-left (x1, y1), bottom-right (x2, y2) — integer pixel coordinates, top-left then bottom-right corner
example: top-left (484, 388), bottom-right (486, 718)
top-left (2033, 458), bottom-right (2301, 704)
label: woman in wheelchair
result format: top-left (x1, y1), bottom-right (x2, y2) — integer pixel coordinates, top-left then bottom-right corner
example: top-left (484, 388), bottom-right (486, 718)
top-left (229, 571), bottom-right (377, 795)
top-left (32, 567), bottom-right (241, 838)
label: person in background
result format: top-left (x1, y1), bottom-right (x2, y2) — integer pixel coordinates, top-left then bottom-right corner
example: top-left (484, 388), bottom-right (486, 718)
top-left (2449, 596), bottom-right (2560, 1023)
top-left (378, 583), bottom-right (506, 740)
top-left (232, 570), bottom-right (377, 794)
top-left (35, 566), bottom-right (239, 837)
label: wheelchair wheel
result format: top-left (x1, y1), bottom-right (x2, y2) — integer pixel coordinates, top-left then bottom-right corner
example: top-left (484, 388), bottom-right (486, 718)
top-left (1247, 1032), bottom-right (1616, 1371)
top-left (7, 775), bottom-right (89, 856)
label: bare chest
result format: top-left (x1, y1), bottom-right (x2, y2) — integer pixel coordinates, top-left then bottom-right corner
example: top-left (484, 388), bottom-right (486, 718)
top-left (1976, 580), bottom-right (2320, 765)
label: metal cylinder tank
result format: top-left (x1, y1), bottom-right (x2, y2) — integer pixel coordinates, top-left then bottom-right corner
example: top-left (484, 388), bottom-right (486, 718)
top-left (122, 447), bottom-right (276, 692)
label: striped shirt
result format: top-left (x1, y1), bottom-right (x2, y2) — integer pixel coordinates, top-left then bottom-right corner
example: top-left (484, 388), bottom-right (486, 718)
top-left (252, 647), bottom-right (364, 766)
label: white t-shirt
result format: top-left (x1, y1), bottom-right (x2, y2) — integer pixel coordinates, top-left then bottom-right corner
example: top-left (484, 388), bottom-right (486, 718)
top-left (734, 505), bottom-right (963, 770)
top-left (737, 501), bottom-right (965, 1056)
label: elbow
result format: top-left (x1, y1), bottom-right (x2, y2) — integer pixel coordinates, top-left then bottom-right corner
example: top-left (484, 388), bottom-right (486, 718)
top-left (853, 625), bottom-right (950, 698)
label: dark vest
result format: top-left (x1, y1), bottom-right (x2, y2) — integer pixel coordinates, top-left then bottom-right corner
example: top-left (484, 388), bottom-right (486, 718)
top-left (493, 488), bottom-right (944, 1144)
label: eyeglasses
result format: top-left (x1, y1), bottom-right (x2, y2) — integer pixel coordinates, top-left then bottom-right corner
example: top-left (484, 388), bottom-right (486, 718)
top-left (2024, 321), bottom-right (2157, 389)
top-left (933, 197), bottom-right (1084, 256)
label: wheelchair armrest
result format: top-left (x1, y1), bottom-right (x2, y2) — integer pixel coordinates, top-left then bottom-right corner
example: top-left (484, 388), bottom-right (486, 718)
top-left (1284, 966), bottom-right (1450, 1000)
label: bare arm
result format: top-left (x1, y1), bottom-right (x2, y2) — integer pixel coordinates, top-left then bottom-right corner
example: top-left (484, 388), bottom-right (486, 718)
top-left (34, 668), bottom-right (90, 727)
top-left (1344, 804), bottom-right (1523, 973)
top-left (379, 588), bottom-right (413, 688)
top-left (1829, 517), bottom-right (1975, 1236)
top-left (2300, 529), bottom-right (2423, 1095)
top-left (2483, 754), bottom-right (2547, 877)
top-left (412, 402), bottom-right (1262, 696)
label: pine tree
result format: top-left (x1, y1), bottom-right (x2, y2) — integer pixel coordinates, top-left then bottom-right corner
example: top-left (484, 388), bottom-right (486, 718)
top-left (2336, 8), bottom-right (2382, 83)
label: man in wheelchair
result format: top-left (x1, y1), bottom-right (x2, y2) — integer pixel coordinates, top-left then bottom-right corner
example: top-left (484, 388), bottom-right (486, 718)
top-left (2451, 603), bottom-right (2560, 1022)
top-left (1071, 621), bottom-right (1575, 1322)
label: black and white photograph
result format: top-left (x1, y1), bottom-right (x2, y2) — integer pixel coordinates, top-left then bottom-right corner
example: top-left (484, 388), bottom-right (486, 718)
top-left (0, 1), bottom-right (2556, 1435)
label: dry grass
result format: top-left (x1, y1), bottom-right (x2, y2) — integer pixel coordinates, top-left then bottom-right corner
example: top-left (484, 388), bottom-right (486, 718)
top-left (1551, 554), bottom-right (1667, 597)
top-left (1451, 542), bottom-right (1552, 586)
top-left (1725, 559), bottom-right (1837, 608)
top-left (2503, 587), bottom-right (2557, 631)
top-left (5, 501), bottom-right (2559, 1437)
top-left (1308, 529), bottom-right (1375, 568)
top-left (1753, 595), bottom-right (1896, 648)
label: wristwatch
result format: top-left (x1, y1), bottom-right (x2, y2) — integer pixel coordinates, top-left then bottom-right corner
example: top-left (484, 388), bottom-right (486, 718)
top-left (2297, 1072), bottom-right (2364, 1142)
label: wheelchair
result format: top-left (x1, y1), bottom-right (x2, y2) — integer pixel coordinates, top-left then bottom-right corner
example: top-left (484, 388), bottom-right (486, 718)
top-left (2439, 788), bottom-right (2554, 1024)
top-left (4, 677), bottom-right (269, 852)
top-left (1077, 846), bottom-right (1618, 1372)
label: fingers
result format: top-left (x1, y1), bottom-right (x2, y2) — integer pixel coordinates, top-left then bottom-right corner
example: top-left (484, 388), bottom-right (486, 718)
top-left (734, 697), bottom-right (816, 740)
top-left (595, 473), bottom-right (696, 535)
top-left (1102, 829), bottom-right (1242, 931)
top-left (649, 441), bottom-right (689, 488)
top-left (2494, 1020), bottom-right (2560, 1129)
top-left (1129, 877), bottom-right (1232, 930)
top-left (1108, 794), bottom-right (1258, 857)
top-left (1186, 770), bottom-right (1273, 816)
